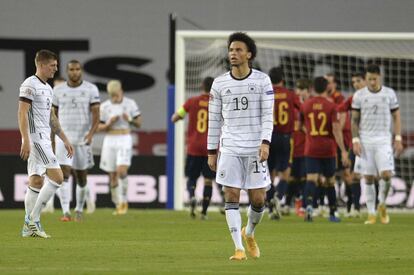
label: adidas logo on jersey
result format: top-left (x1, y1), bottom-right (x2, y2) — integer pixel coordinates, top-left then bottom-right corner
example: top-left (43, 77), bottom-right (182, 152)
top-left (225, 89), bottom-right (232, 95)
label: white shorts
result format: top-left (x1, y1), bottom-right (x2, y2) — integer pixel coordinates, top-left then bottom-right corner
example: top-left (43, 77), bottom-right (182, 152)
top-left (216, 153), bottom-right (271, 190)
top-left (28, 139), bottom-right (60, 177)
top-left (99, 134), bottom-right (132, 172)
top-left (56, 139), bottom-right (94, 170)
top-left (360, 143), bottom-right (394, 176)
top-left (353, 155), bottom-right (363, 174)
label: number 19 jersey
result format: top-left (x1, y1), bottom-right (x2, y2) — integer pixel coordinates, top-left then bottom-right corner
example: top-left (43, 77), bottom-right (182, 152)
top-left (208, 69), bottom-right (274, 156)
top-left (183, 94), bottom-right (210, 156)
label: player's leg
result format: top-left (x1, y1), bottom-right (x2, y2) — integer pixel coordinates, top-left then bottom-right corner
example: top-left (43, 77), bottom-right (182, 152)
top-left (216, 154), bottom-right (246, 260)
top-left (201, 157), bottom-right (215, 219)
top-left (115, 135), bottom-right (133, 214)
top-left (350, 152), bottom-right (362, 217)
top-left (57, 165), bottom-right (72, 221)
top-left (99, 136), bottom-right (119, 213)
top-left (303, 157), bottom-right (320, 222)
top-left (116, 165), bottom-right (129, 214)
top-left (242, 156), bottom-right (272, 259)
top-left (323, 158), bottom-right (340, 222)
top-left (361, 143), bottom-right (378, 224)
top-left (265, 133), bottom-right (277, 216)
top-left (185, 155), bottom-right (200, 218)
top-left (274, 134), bottom-right (291, 203)
top-left (22, 173), bottom-right (43, 237)
top-left (375, 144), bottom-right (394, 224)
top-left (73, 169), bottom-right (89, 221)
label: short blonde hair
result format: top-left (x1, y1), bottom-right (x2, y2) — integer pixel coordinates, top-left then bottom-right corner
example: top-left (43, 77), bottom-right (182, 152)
top-left (107, 80), bottom-right (122, 96)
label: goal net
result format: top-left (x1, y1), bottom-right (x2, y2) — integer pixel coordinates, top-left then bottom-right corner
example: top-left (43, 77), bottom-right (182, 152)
top-left (173, 31), bottom-right (414, 210)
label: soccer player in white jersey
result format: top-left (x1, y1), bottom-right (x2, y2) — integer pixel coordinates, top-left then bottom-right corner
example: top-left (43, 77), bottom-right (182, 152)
top-left (18, 49), bottom-right (74, 238)
top-left (207, 32), bottom-right (274, 260)
top-left (98, 80), bottom-right (142, 215)
top-left (52, 60), bottom-right (100, 222)
top-left (351, 64), bottom-right (403, 225)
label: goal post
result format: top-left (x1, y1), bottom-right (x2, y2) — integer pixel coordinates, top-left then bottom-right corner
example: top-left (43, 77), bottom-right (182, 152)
top-left (173, 31), bottom-right (414, 210)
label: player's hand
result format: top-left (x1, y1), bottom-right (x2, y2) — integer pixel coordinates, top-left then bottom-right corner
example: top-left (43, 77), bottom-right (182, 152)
top-left (64, 141), bottom-right (74, 158)
top-left (84, 133), bottom-right (93, 145)
top-left (259, 143), bottom-right (270, 163)
top-left (394, 140), bottom-right (403, 158)
top-left (341, 150), bottom-right (350, 168)
top-left (20, 139), bottom-right (30, 161)
top-left (122, 113), bottom-right (131, 122)
top-left (108, 115), bottom-right (120, 125)
top-left (208, 154), bottom-right (218, 172)
top-left (353, 142), bottom-right (362, 157)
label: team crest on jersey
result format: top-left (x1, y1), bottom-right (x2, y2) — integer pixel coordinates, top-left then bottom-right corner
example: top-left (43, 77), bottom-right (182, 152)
top-left (248, 84), bottom-right (257, 93)
top-left (219, 170), bottom-right (226, 179)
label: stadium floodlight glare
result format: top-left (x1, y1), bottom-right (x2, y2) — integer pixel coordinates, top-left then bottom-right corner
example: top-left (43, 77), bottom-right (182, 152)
top-left (173, 31), bottom-right (414, 210)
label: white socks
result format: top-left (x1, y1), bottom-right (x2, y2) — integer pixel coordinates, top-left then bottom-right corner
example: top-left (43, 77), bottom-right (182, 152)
top-left (25, 186), bottom-right (40, 218)
top-left (57, 179), bottom-right (71, 214)
top-left (225, 202), bottom-right (244, 251)
top-left (378, 179), bottom-right (390, 205)
top-left (365, 183), bottom-right (377, 215)
top-left (245, 205), bottom-right (264, 236)
top-left (119, 176), bottom-right (128, 203)
top-left (111, 185), bottom-right (120, 206)
top-left (30, 177), bottom-right (60, 222)
top-left (75, 185), bottom-right (88, 212)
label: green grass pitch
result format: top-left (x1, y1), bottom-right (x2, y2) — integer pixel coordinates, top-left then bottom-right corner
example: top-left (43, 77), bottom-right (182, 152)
top-left (0, 209), bottom-right (413, 274)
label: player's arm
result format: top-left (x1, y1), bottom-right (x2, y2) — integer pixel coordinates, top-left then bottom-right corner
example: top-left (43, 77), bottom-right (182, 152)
top-left (84, 103), bottom-right (100, 145)
top-left (51, 106), bottom-right (58, 152)
top-left (129, 114), bottom-right (142, 128)
top-left (259, 78), bottom-right (275, 162)
top-left (333, 120), bottom-right (349, 167)
top-left (392, 108), bottom-right (403, 157)
top-left (50, 109), bottom-right (73, 158)
top-left (171, 106), bottom-right (186, 123)
top-left (351, 109), bottom-right (361, 156)
top-left (18, 100), bottom-right (31, 160)
top-left (207, 84), bottom-right (222, 171)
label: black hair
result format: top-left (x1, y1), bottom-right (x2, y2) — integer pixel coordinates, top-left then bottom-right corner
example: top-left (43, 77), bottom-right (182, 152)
top-left (202, 77), bottom-right (214, 92)
top-left (325, 72), bottom-right (338, 84)
top-left (227, 32), bottom-right (257, 61)
top-left (351, 72), bottom-right (365, 79)
top-left (366, 64), bottom-right (381, 75)
top-left (268, 66), bottom-right (284, 84)
top-left (67, 59), bottom-right (82, 68)
top-left (313, 76), bottom-right (328, 94)
top-left (296, 78), bottom-right (312, 90)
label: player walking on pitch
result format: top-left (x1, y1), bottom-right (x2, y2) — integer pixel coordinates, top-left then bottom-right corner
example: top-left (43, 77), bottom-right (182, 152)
top-left (207, 32), bottom-right (274, 260)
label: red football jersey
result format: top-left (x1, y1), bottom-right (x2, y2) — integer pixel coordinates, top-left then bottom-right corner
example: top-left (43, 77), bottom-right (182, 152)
top-left (337, 95), bottom-right (353, 148)
top-left (330, 90), bottom-right (345, 105)
top-left (301, 96), bottom-right (339, 158)
top-left (183, 94), bottom-right (210, 156)
top-left (292, 109), bottom-right (306, 157)
top-left (273, 86), bottom-right (301, 134)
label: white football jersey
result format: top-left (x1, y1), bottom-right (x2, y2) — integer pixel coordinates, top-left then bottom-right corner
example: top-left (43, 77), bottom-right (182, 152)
top-left (208, 69), bottom-right (274, 156)
top-left (352, 85), bottom-right (399, 145)
top-left (53, 80), bottom-right (100, 145)
top-left (100, 96), bottom-right (141, 130)
top-left (19, 75), bottom-right (54, 141)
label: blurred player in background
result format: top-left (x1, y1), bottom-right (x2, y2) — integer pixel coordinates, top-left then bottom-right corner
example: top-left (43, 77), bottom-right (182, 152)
top-left (208, 32), bottom-right (274, 260)
top-left (337, 72), bottom-right (366, 217)
top-left (266, 66), bottom-right (301, 220)
top-left (19, 49), bottom-right (73, 238)
top-left (300, 76), bottom-right (348, 222)
top-left (52, 60), bottom-right (100, 222)
top-left (171, 77), bottom-right (216, 220)
top-left (288, 79), bottom-right (312, 217)
top-left (98, 80), bottom-right (142, 215)
top-left (351, 64), bottom-right (403, 224)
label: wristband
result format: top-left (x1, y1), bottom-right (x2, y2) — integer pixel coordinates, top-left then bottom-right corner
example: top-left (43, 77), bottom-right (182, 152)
top-left (352, 137), bottom-right (360, 144)
top-left (395, 135), bottom-right (402, 142)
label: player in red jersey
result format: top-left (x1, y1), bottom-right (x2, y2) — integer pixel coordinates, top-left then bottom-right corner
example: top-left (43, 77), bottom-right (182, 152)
top-left (325, 73), bottom-right (345, 104)
top-left (171, 77), bottom-right (216, 219)
top-left (286, 79), bottom-right (312, 217)
top-left (300, 77), bottom-right (349, 222)
top-left (266, 67), bottom-right (301, 220)
top-left (337, 72), bottom-right (366, 217)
